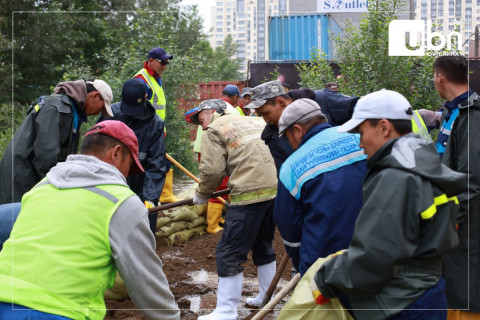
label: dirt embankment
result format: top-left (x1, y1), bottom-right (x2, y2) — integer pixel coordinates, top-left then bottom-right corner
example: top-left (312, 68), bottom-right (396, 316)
top-left (105, 229), bottom-right (292, 320)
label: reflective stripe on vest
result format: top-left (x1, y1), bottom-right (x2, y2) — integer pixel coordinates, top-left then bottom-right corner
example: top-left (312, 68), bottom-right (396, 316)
top-left (280, 127), bottom-right (367, 200)
top-left (412, 110), bottom-right (432, 143)
top-left (420, 193), bottom-right (459, 220)
top-left (0, 179), bottom-right (135, 320)
top-left (135, 68), bottom-right (166, 120)
top-left (435, 108), bottom-right (459, 158)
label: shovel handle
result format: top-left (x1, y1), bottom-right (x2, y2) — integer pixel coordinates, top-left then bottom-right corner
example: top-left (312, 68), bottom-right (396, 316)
top-left (243, 254), bottom-right (291, 320)
top-left (249, 273), bottom-right (301, 320)
top-left (148, 189), bottom-right (230, 213)
top-left (166, 153), bottom-right (226, 205)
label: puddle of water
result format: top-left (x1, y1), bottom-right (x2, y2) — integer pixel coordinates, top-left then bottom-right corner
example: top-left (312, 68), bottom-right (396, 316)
top-left (185, 269), bottom-right (290, 318)
top-left (187, 296), bottom-right (202, 313)
top-left (173, 171), bottom-right (197, 194)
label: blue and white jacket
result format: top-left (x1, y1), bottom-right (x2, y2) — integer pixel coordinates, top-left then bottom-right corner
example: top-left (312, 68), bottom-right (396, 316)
top-left (275, 123), bottom-right (367, 275)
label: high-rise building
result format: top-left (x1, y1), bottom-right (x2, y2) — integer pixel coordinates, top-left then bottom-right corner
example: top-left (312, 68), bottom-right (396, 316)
top-left (413, 0), bottom-right (479, 55)
top-left (210, 0), bottom-right (288, 77)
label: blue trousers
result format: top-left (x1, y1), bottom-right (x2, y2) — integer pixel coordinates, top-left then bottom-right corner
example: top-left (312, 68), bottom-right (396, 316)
top-left (0, 302), bottom-right (71, 320)
top-left (388, 277), bottom-right (448, 320)
top-left (0, 202), bottom-right (21, 251)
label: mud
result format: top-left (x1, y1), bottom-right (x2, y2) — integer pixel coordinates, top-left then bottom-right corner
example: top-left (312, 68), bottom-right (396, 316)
top-left (105, 229), bottom-right (293, 319)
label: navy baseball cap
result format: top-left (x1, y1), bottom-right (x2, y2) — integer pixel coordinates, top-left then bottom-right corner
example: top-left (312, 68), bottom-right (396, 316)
top-left (121, 79), bottom-right (147, 117)
top-left (223, 84), bottom-right (240, 97)
top-left (148, 47), bottom-right (173, 61)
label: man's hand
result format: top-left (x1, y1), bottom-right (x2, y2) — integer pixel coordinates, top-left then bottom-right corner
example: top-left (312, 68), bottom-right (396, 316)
top-left (192, 194), bottom-right (208, 205)
top-left (311, 278), bottom-right (330, 305)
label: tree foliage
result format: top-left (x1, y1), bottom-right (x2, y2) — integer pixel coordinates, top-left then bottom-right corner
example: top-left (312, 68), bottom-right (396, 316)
top-left (0, 0), bottom-right (241, 170)
top-left (297, 0), bottom-right (444, 110)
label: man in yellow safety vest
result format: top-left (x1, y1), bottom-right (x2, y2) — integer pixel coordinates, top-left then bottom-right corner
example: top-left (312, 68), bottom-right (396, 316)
top-left (134, 47), bottom-right (179, 203)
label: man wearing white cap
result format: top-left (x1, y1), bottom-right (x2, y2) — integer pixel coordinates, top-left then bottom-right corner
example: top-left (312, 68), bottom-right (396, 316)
top-left (275, 98), bottom-right (366, 278)
top-left (0, 79), bottom-right (113, 204)
top-left (311, 89), bottom-right (466, 320)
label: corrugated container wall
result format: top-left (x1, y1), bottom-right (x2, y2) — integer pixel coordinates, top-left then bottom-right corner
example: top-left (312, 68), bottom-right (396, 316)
top-left (268, 14), bottom-right (341, 61)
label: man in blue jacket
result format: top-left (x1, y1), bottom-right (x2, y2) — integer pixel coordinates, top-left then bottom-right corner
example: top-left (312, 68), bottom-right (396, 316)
top-left (99, 79), bottom-right (167, 235)
top-left (275, 98), bottom-right (367, 276)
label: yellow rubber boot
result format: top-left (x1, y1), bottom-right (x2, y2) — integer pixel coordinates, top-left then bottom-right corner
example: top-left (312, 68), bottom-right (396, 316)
top-left (206, 202), bottom-right (224, 234)
top-left (160, 168), bottom-right (180, 204)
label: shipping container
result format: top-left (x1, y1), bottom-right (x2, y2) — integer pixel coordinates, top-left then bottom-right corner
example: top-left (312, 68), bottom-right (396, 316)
top-left (268, 14), bottom-right (341, 61)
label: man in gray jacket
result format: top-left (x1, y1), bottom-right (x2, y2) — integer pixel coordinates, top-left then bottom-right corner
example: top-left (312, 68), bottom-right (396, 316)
top-left (313, 89), bottom-right (466, 320)
top-left (0, 79), bottom-right (113, 204)
top-left (0, 120), bottom-right (179, 320)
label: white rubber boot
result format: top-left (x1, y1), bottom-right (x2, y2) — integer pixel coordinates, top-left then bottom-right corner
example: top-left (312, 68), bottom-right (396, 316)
top-left (198, 272), bottom-right (243, 320)
top-left (245, 261), bottom-right (276, 308)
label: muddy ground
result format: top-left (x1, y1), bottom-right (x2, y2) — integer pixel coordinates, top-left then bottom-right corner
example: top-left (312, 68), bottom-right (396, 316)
top-left (105, 229), bottom-right (293, 320)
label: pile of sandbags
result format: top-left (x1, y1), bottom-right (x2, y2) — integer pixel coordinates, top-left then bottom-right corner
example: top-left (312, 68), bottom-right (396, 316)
top-left (155, 185), bottom-right (208, 246)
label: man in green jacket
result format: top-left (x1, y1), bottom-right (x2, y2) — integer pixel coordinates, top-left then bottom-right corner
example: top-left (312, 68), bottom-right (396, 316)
top-left (434, 55), bottom-right (480, 320)
top-left (312, 89), bottom-right (466, 320)
top-left (0, 79), bottom-right (113, 204)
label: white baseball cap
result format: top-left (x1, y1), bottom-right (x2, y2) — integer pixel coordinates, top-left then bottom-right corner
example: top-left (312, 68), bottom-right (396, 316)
top-left (87, 79), bottom-right (113, 117)
top-left (337, 89), bottom-right (412, 133)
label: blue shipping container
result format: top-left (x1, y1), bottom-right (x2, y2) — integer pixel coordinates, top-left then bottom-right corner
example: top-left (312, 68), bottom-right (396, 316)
top-left (268, 14), bottom-right (341, 61)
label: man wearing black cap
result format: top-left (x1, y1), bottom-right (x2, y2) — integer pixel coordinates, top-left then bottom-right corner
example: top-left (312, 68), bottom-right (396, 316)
top-left (99, 79), bottom-right (167, 235)
top-left (134, 47), bottom-right (180, 204)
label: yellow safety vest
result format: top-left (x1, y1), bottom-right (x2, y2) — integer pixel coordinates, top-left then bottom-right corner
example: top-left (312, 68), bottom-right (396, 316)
top-left (135, 68), bottom-right (166, 121)
top-left (0, 179), bottom-right (135, 320)
top-left (412, 110), bottom-right (432, 143)
top-left (235, 106), bottom-right (246, 116)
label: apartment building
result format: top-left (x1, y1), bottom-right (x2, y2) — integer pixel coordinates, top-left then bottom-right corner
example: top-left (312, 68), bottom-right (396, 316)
top-left (210, 0), bottom-right (288, 77)
top-left (414, 0), bottom-right (479, 55)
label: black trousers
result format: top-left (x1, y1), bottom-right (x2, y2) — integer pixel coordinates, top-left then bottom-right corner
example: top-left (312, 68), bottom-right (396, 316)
top-left (216, 199), bottom-right (276, 277)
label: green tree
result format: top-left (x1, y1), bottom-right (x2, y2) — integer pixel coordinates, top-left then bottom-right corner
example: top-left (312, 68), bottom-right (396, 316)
top-left (297, 0), bottom-right (444, 110)
top-left (201, 35), bottom-right (242, 81)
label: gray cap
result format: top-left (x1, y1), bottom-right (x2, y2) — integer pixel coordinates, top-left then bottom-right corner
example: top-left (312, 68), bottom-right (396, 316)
top-left (278, 98), bottom-right (326, 136)
top-left (198, 99), bottom-right (228, 112)
top-left (241, 87), bottom-right (252, 98)
top-left (247, 80), bottom-right (286, 109)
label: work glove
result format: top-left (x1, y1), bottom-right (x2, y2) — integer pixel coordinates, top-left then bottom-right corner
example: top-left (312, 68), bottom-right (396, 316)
top-left (311, 279), bottom-right (330, 305)
top-left (144, 200), bottom-right (155, 209)
top-left (192, 194), bottom-right (208, 205)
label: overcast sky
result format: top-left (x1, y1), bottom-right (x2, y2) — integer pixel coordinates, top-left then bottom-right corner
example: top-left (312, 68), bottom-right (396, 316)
top-left (181, 0), bottom-right (212, 33)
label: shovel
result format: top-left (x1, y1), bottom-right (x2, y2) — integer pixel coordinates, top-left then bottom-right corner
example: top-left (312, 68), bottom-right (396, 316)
top-left (166, 153), bottom-right (227, 205)
top-left (148, 189), bottom-right (230, 214)
top-left (243, 253), bottom-right (291, 320)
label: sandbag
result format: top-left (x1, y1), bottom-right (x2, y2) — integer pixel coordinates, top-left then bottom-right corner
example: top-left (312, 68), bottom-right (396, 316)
top-left (164, 206), bottom-right (198, 222)
top-left (176, 183), bottom-right (208, 216)
top-left (167, 226), bottom-right (206, 245)
top-left (156, 216), bottom-right (172, 229)
top-left (277, 255), bottom-right (354, 320)
top-left (187, 216), bottom-right (207, 229)
top-left (156, 221), bottom-right (188, 238)
top-left (104, 271), bottom-right (129, 301)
